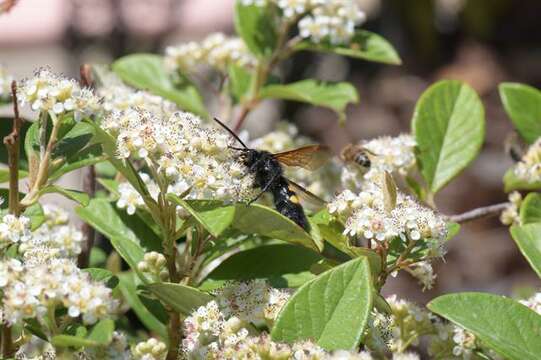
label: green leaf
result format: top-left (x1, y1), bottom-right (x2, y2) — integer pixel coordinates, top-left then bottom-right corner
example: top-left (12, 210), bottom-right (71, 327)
top-left (112, 54), bottom-right (207, 117)
top-left (0, 117), bottom-right (31, 170)
top-left (51, 334), bottom-right (97, 348)
top-left (428, 292), bottom-right (541, 360)
top-left (118, 273), bottom-right (167, 340)
top-left (76, 199), bottom-right (161, 280)
top-left (228, 64), bottom-right (252, 103)
top-left (50, 144), bottom-right (105, 181)
top-left (204, 244), bottom-right (321, 288)
top-left (271, 257), bottom-right (373, 350)
top-left (511, 223), bottom-right (541, 278)
top-left (86, 319), bottom-right (115, 345)
top-left (167, 195), bottom-right (236, 237)
top-left (294, 30), bottom-right (401, 65)
top-left (39, 185), bottom-right (89, 206)
top-left (499, 83), bottom-right (541, 144)
top-left (22, 202), bottom-right (45, 230)
top-left (260, 80), bottom-right (359, 123)
top-left (412, 80), bottom-right (485, 194)
top-left (520, 192), bottom-right (541, 225)
top-left (234, 1), bottom-right (277, 57)
top-left (82, 268), bottom-right (119, 289)
top-left (504, 167), bottom-right (541, 192)
top-left (0, 169), bottom-right (28, 183)
top-left (146, 282), bottom-right (213, 315)
top-left (52, 121), bottom-right (95, 159)
top-left (233, 203), bottom-right (322, 252)
top-left (446, 222), bottom-right (461, 241)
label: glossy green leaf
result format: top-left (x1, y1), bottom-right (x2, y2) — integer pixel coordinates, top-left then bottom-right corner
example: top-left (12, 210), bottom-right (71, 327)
top-left (167, 195), bottom-right (236, 237)
top-left (51, 334), bottom-right (97, 348)
top-left (446, 222), bottom-right (461, 241)
top-left (504, 167), bottom-right (541, 192)
top-left (52, 121), bottom-right (95, 158)
top-left (76, 199), bottom-right (161, 280)
top-left (520, 193), bottom-right (541, 225)
top-left (499, 83), bottom-right (541, 144)
top-left (204, 244), bottom-right (321, 288)
top-left (39, 185), bottom-right (89, 206)
top-left (294, 30), bottom-right (401, 65)
top-left (428, 292), bottom-right (541, 360)
top-left (260, 80), bottom-right (359, 123)
top-left (50, 144), bottom-right (105, 181)
top-left (233, 203), bottom-right (322, 251)
top-left (146, 282), bottom-right (213, 315)
top-left (112, 54), bottom-right (207, 117)
top-left (118, 273), bottom-right (168, 340)
top-left (271, 257), bottom-right (373, 350)
top-left (234, 1), bottom-right (277, 57)
top-left (412, 80), bottom-right (485, 194)
top-left (511, 223), bottom-right (541, 278)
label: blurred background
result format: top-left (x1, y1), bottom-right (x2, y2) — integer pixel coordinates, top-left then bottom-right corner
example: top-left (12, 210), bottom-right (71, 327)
top-left (1, 0), bottom-right (540, 303)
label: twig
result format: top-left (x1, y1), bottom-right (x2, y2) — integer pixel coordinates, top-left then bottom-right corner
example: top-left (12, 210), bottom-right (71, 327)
top-left (233, 103), bottom-right (253, 133)
top-left (1, 81), bottom-right (21, 358)
top-left (0, 0), bottom-right (17, 13)
top-left (77, 64), bottom-right (96, 268)
top-left (447, 202), bottom-right (510, 224)
top-left (3, 81), bottom-right (22, 216)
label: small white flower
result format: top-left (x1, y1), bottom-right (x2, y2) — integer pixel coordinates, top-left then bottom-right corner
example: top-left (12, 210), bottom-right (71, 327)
top-left (514, 137), bottom-right (541, 184)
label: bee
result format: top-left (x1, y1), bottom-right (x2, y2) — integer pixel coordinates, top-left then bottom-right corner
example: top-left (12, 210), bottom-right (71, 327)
top-left (340, 143), bottom-right (377, 169)
top-left (214, 118), bottom-right (329, 231)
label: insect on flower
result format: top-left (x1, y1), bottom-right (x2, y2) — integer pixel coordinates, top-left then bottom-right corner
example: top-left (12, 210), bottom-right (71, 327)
top-left (340, 143), bottom-right (377, 169)
top-left (214, 118), bottom-right (329, 231)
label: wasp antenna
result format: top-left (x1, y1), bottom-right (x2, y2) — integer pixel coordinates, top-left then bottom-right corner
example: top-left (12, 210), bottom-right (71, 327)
top-left (214, 117), bottom-right (248, 149)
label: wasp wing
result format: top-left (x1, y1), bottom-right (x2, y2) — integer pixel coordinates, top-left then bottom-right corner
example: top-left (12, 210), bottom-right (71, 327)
top-left (273, 145), bottom-right (331, 170)
top-left (286, 179), bottom-right (326, 210)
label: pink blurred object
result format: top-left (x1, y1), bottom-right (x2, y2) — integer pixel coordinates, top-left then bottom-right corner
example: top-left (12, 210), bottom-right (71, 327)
top-left (0, 0), bottom-right (69, 45)
top-left (178, 0), bottom-right (234, 34)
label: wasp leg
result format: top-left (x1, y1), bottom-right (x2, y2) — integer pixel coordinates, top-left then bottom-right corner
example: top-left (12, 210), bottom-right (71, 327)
top-left (248, 172), bottom-right (281, 205)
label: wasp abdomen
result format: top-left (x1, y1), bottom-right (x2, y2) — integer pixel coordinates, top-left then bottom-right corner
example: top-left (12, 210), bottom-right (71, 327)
top-left (271, 178), bottom-right (310, 230)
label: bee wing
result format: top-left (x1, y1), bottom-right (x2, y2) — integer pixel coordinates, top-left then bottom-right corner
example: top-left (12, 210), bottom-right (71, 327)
top-left (273, 145), bottom-right (331, 170)
top-left (287, 179), bottom-right (326, 209)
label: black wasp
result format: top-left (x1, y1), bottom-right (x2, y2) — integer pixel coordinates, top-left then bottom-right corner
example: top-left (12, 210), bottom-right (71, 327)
top-left (214, 118), bottom-right (329, 231)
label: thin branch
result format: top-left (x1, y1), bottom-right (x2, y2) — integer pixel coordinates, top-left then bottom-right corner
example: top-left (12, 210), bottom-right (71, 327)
top-left (447, 202), bottom-right (510, 224)
top-left (3, 81), bottom-right (23, 216)
top-left (77, 64), bottom-right (96, 268)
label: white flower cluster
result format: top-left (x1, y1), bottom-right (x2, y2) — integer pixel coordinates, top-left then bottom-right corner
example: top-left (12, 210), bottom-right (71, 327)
top-left (19, 205), bottom-right (84, 261)
top-left (116, 173), bottom-right (159, 215)
top-left (0, 65), bottom-right (13, 102)
top-left (213, 279), bottom-right (291, 325)
top-left (248, 122), bottom-right (340, 200)
top-left (0, 213), bottom-right (31, 247)
top-left (165, 33), bottom-right (256, 74)
top-left (137, 251), bottom-right (168, 281)
top-left (14, 335), bottom-right (57, 359)
top-left (133, 338), bottom-right (167, 360)
top-left (514, 137), bottom-right (541, 184)
top-left (500, 191), bottom-right (522, 226)
top-left (103, 109), bottom-right (256, 203)
top-left (241, 0), bottom-right (366, 44)
top-left (297, 0), bottom-right (366, 44)
top-left (18, 68), bottom-right (100, 120)
top-left (182, 294), bottom-right (364, 359)
top-left (342, 134), bottom-right (416, 192)
top-left (520, 292), bottom-right (541, 315)
top-left (181, 280), bottom-right (372, 359)
top-left (0, 257), bottom-right (118, 325)
top-left (328, 181), bottom-right (447, 252)
top-left (97, 72), bottom-right (178, 118)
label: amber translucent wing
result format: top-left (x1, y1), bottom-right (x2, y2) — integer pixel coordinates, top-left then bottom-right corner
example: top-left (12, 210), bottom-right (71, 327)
top-left (273, 145), bottom-right (331, 170)
top-left (287, 179), bottom-right (326, 209)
